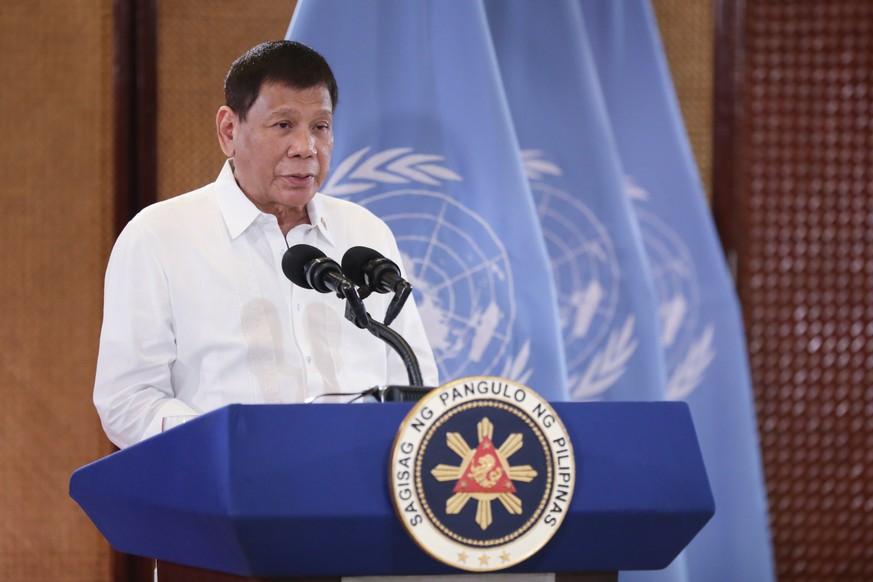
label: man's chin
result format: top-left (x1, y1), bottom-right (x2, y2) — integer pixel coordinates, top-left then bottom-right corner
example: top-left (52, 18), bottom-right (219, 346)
top-left (274, 187), bottom-right (317, 209)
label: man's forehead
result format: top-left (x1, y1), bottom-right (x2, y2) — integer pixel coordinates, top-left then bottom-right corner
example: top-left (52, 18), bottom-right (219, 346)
top-left (257, 81), bottom-right (332, 106)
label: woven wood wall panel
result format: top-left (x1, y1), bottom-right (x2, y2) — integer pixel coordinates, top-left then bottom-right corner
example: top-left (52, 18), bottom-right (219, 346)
top-left (738, 2), bottom-right (873, 579)
top-left (652, 0), bottom-right (714, 198)
top-left (0, 1), bottom-right (115, 581)
top-left (156, 0), bottom-right (296, 201)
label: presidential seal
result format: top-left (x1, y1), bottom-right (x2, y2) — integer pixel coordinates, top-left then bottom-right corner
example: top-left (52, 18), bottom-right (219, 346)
top-left (389, 376), bottom-right (575, 572)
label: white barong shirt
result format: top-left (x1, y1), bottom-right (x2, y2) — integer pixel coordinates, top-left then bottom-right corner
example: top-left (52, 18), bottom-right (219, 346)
top-left (94, 161), bottom-right (438, 448)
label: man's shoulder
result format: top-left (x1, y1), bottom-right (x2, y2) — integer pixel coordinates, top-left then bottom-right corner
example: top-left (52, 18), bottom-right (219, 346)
top-left (131, 183), bottom-right (219, 230)
top-left (116, 182), bottom-right (224, 255)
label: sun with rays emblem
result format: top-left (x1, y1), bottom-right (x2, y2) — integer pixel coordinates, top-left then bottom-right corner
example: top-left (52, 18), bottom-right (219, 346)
top-left (431, 417), bottom-right (538, 530)
top-left (389, 376), bottom-right (575, 572)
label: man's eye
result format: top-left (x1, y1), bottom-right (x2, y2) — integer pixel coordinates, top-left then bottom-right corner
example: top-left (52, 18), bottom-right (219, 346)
top-left (276, 122), bottom-right (291, 129)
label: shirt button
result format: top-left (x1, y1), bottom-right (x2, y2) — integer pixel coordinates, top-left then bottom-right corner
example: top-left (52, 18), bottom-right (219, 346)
top-left (305, 356), bottom-right (312, 364)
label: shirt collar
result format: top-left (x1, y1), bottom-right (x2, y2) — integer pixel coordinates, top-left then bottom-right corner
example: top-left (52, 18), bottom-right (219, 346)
top-left (303, 193), bottom-right (336, 247)
top-left (216, 160), bottom-right (261, 240)
top-left (214, 159), bottom-right (335, 245)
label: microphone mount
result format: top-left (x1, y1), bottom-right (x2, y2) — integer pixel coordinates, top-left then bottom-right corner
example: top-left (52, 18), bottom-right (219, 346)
top-left (283, 244), bottom-right (370, 329)
top-left (282, 244), bottom-right (424, 386)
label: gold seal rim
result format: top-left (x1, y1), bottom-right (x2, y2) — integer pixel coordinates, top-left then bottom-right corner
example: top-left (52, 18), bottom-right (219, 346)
top-left (388, 375), bottom-right (576, 573)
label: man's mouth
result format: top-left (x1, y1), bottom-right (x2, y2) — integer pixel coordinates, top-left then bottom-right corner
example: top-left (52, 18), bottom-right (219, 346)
top-left (281, 173), bottom-right (315, 186)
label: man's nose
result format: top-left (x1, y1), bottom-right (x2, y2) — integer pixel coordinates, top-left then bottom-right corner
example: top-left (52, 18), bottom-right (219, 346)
top-left (286, 129), bottom-right (317, 157)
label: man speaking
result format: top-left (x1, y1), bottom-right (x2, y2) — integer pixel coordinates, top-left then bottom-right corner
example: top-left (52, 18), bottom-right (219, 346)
top-left (94, 41), bottom-right (438, 449)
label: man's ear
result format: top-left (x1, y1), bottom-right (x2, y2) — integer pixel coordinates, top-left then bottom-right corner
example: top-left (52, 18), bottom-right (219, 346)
top-left (216, 106), bottom-right (238, 157)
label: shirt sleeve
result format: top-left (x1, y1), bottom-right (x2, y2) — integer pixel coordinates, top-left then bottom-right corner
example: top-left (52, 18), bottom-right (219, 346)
top-left (93, 219), bottom-right (198, 448)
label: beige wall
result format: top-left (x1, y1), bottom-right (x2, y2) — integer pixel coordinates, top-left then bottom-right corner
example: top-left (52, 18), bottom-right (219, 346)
top-left (652, 0), bottom-right (714, 197)
top-left (0, 2), bottom-right (712, 580)
top-left (156, 0), bottom-right (295, 200)
top-left (0, 1), bottom-right (114, 580)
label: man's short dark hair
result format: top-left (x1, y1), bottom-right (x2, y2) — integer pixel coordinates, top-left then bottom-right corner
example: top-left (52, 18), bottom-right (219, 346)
top-left (224, 40), bottom-right (339, 121)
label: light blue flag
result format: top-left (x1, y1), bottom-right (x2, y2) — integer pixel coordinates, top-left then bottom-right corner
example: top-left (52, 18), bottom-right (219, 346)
top-left (288, 0), bottom-right (569, 401)
top-left (484, 0), bottom-right (668, 405)
top-left (581, 1), bottom-right (776, 580)
top-left (484, 4), bottom-right (684, 580)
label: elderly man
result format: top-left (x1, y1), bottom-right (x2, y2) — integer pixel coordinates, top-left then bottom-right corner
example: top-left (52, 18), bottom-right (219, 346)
top-left (94, 41), bottom-right (438, 448)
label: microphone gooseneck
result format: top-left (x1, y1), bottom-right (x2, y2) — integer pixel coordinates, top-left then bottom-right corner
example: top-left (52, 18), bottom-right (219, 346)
top-left (366, 320), bottom-right (423, 387)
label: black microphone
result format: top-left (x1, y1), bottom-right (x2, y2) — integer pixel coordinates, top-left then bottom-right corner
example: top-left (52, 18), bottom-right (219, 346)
top-left (282, 244), bottom-right (352, 295)
top-left (342, 246), bottom-right (413, 326)
top-left (282, 244), bottom-right (369, 327)
top-left (341, 246), bottom-right (408, 293)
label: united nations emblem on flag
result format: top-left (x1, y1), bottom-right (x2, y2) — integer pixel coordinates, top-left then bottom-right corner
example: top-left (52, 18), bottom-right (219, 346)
top-left (390, 377), bottom-right (575, 572)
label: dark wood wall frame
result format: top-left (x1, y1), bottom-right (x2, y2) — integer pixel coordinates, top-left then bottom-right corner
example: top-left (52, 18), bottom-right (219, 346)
top-left (114, 0), bottom-right (158, 234)
top-left (712, 0), bottom-right (745, 283)
top-left (112, 0), bottom-right (158, 580)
